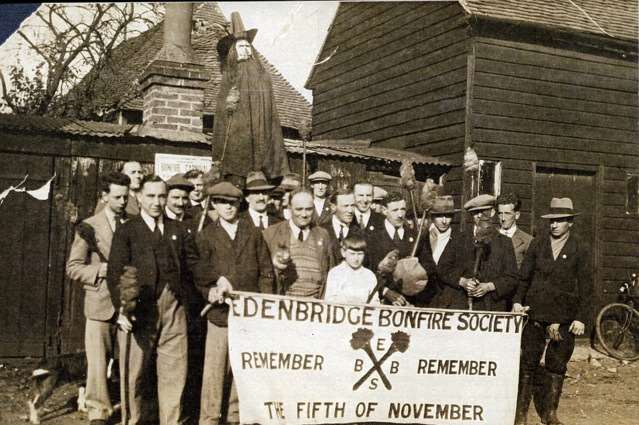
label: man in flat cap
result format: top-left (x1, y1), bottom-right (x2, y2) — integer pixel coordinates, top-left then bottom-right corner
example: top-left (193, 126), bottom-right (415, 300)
top-left (513, 198), bottom-right (592, 425)
top-left (497, 192), bottom-right (533, 270)
top-left (371, 186), bottom-right (388, 214)
top-left (241, 171), bottom-right (281, 230)
top-left (263, 189), bottom-right (336, 298)
top-left (308, 170), bottom-right (333, 225)
top-left (321, 188), bottom-right (361, 262)
top-left (212, 12), bottom-right (290, 182)
top-left (165, 174), bottom-right (194, 222)
top-left (353, 181), bottom-right (385, 235)
top-left (457, 194), bottom-right (519, 311)
top-left (193, 181), bottom-right (274, 425)
top-left (107, 175), bottom-right (199, 425)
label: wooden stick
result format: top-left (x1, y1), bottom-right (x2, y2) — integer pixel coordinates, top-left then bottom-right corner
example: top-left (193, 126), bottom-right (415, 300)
top-left (197, 195), bottom-right (210, 233)
top-left (410, 209), bottom-right (428, 257)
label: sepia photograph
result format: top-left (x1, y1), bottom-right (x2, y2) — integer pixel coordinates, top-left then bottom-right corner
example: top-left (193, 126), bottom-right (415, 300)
top-left (0, 1), bottom-right (637, 425)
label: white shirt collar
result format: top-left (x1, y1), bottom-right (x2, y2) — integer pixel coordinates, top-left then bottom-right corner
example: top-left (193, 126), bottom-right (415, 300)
top-left (219, 217), bottom-right (239, 240)
top-left (357, 209), bottom-right (371, 225)
top-left (164, 207), bottom-right (183, 222)
top-left (332, 215), bottom-right (349, 239)
top-left (313, 197), bottom-right (326, 215)
top-left (384, 219), bottom-right (404, 240)
top-left (289, 219), bottom-right (309, 241)
top-left (499, 224), bottom-right (518, 238)
top-left (248, 208), bottom-right (268, 227)
top-left (141, 209), bottom-right (164, 234)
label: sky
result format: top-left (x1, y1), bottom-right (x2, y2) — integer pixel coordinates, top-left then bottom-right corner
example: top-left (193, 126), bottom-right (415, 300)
top-left (0, 2), bottom-right (339, 102)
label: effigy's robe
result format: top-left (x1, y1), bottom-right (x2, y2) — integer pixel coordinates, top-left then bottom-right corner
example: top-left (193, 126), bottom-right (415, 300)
top-left (212, 59), bottom-right (290, 180)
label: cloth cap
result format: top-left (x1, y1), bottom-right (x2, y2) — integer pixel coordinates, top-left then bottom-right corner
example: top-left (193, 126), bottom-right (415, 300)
top-left (373, 186), bottom-right (388, 201)
top-left (245, 171), bottom-right (275, 192)
top-left (308, 170), bottom-right (332, 183)
top-left (429, 195), bottom-right (460, 215)
top-left (464, 194), bottom-right (496, 212)
top-left (541, 197), bottom-right (581, 219)
top-left (280, 173), bottom-right (302, 191)
top-left (166, 173), bottom-right (194, 192)
top-left (217, 12), bottom-right (258, 59)
top-left (207, 181), bottom-right (242, 201)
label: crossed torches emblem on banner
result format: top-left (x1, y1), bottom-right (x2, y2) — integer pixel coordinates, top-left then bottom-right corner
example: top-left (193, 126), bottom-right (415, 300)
top-left (350, 328), bottom-right (410, 391)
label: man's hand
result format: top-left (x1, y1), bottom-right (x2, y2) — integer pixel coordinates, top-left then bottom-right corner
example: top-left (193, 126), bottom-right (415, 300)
top-left (547, 323), bottom-right (562, 341)
top-left (384, 289), bottom-right (408, 306)
top-left (470, 282), bottom-right (495, 298)
top-left (98, 262), bottom-right (108, 278)
top-left (459, 277), bottom-right (478, 293)
top-left (117, 312), bottom-right (134, 333)
top-left (512, 303), bottom-right (530, 314)
top-left (569, 320), bottom-right (585, 336)
top-left (208, 276), bottom-right (234, 304)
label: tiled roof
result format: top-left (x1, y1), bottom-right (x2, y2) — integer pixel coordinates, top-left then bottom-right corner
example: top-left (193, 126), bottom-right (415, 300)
top-left (66, 2), bottom-right (311, 130)
top-left (284, 139), bottom-right (452, 168)
top-left (459, 0), bottom-right (637, 41)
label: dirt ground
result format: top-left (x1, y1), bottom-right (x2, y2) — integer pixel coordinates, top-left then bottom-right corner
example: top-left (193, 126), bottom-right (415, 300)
top-left (1, 351), bottom-right (637, 425)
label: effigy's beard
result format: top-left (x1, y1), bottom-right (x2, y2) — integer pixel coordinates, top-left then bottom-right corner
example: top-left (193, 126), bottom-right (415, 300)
top-left (236, 58), bottom-right (263, 80)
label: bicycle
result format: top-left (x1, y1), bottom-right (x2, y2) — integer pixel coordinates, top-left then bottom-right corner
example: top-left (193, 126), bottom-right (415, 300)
top-left (595, 272), bottom-right (639, 361)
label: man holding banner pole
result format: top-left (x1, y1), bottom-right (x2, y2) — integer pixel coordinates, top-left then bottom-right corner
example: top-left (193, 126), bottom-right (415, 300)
top-left (193, 181), bottom-right (275, 425)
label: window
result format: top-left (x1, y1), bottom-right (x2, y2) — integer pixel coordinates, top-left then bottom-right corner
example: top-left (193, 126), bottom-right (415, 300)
top-left (626, 173), bottom-right (639, 215)
top-left (470, 160), bottom-right (502, 197)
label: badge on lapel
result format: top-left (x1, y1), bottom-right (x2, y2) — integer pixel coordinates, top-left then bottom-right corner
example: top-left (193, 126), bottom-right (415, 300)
top-left (562, 254), bottom-right (567, 259)
top-left (369, 225), bottom-right (375, 231)
top-left (409, 237), bottom-right (414, 243)
top-left (171, 234), bottom-right (177, 241)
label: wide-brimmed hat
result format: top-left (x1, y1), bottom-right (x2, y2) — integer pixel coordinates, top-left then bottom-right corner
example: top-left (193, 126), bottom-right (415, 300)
top-left (429, 195), bottom-right (460, 215)
top-left (217, 12), bottom-right (258, 59)
top-left (166, 173), bottom-right (194, 192)
top-left (308, 170), bottom-right (332, 183)
top-left (279, 173), bottom-right (302, 191)
top-left (464, 194), bottom-right (496, 212)
top-left (207, 181), bottom-right (242, 201)
top-left (244, 171), bottom-right (275, 192)
top-left (541, 197), bottom-right (581, 219)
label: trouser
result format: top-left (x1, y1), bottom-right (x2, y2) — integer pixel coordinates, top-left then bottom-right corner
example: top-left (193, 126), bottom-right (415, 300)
top-left (118, 287), bottom-right (188, 425)
top-left (85, 318), bottom-right (114, 421)
top-left (199, 322), bottom-right (239, 425)
top-left (520, 320), bottom-right (575, 375)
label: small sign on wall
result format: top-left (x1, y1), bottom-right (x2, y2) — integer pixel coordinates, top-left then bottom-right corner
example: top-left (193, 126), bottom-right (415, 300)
top-left (154, 153), bottom-right (212, 181)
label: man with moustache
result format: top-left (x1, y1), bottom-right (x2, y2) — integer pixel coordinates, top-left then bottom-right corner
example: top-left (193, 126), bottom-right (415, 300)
top-left (496, 192), bottom-right (533, 270)
top-left (353, 181), bottom-right (385, 235)
top-left (107, 175), bottom-right (198, 425)
top-left (194, 182), bottom-right (274, 425)
top-left (513, 198), bottom-right (592, 425)
top-left (263, 189), bottom-right (336, 298)
top-left (276, 173), bottom-right (302, 221)
top-left (458, 194), bottom-right (519, 311)
top-left (241, 171), bottom-right (281, 230)
top-left (67, 172), bottom-right (130, 425)
top-left (308, 170), bottom-right (333, 225)
top-left (321, 188), bottom-right (361, 261)
top-left (164, 174), bottom-right (194, 222)
top-left (95, 161), bottom-right (144, 216)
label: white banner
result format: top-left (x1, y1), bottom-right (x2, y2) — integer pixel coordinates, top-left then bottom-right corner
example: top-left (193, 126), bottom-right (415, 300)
top-left (228, 293), bottom-right (525, 425)
top-left (154, 153), bottom-right (212, 181)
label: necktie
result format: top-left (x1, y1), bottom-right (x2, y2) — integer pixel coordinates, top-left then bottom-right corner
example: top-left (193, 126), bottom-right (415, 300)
top-left (153, 219), bottom-right (162, 239)
top-left (359, 214), bottom-right (365, 229)
top-left (258, 215), bottom-right (265, 230)
top-left (113, 216), bottom-right (120, 232)
top-left (393, 227), bottom-right (401, 243)
top-left (298, 229), bottom-right (304, 242)
top-left (338, 225), bottom-right (345, 241)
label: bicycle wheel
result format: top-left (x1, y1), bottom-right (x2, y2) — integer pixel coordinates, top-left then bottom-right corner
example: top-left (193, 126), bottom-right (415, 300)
top-left (596, 303), bottom-right (639, 361)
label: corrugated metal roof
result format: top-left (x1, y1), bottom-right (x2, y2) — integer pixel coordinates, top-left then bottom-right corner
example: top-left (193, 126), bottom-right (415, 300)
top-left (284, 139), bottom-right (451, 168)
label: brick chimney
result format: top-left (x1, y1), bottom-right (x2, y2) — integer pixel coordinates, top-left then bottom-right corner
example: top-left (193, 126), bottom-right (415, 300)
top-left (138, 3), bottom-right (209, 140)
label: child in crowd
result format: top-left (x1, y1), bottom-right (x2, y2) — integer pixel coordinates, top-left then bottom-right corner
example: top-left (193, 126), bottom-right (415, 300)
top-left (324, 234), bottom-right (380, 304)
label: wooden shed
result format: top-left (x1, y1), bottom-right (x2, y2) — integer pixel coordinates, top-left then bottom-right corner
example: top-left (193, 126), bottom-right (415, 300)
top-left (306, 1), bottom-right (639, 326)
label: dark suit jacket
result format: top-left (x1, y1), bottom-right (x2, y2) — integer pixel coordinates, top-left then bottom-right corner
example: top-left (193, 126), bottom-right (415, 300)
top-left (458, 229), bottom-right (520, 311)
top-left (320, 218), bottom-right (362, 261)
top-left (417, 230), bottom-right (466, 309)
top-left (107, 216), bottom-right (199, 318)
top-left (511, 228), bottom-right (534, 270)
top-left (240, 210), bottom-right (282, 230)
top-left (312, 198), bottom-right (332, 225)
top-left (354, 210), bottom-right (385, 236)
top-left (193, 219), bottom-right (274, 326)
top-left (515, 233), bottom-right (592, 324)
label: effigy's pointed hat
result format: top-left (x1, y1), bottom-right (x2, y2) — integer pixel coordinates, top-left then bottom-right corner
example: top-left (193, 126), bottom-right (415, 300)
top-left (217, 12), bottom-right (258, 59)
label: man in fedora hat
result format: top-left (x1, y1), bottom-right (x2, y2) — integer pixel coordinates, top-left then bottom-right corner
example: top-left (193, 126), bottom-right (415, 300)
top-left (513, 197), bottom-right (592, 425)
top-left (416, 195), bottom-right (466, 309)
top-left (308, 170), bottom-right (333, 225)
top-left (276, 173), bottom-right (302, 221)
top-left (212, 11), bottom-right (290, 182)
top-left (241, 171), bottom-right (281, 230)
top-left (165, 174), bottom-right (194, 222)
top-left (458, 194), bottom-right (519, 311)
top-left (194, 181), bottom-right (274, 425)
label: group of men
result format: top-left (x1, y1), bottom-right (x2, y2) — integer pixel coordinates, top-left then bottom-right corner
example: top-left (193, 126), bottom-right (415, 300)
top-left (67, 161), bottom-right (591, 425)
